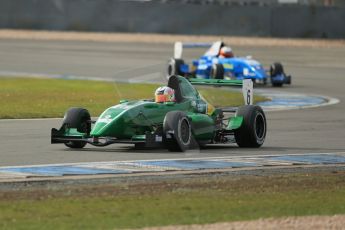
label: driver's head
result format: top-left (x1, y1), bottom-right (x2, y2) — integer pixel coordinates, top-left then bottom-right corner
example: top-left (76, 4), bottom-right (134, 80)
top-left (155, 86), bottom-right (175, 103)
top-left (219, 46), bottom-right (234, 58)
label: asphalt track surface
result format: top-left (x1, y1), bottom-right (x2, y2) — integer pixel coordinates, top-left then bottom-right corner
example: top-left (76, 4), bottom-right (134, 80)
top-left (0, 39), bottom-right (344, 167)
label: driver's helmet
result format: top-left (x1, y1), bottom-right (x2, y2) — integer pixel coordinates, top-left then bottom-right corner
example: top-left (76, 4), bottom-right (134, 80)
top-left (219, 46), bottom-right (234, 58)
top-left (155, 86), bottom-right (175, 103)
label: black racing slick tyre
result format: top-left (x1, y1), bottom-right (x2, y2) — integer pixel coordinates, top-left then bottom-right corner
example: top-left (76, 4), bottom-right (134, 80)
top-left (270, 62), bottom-right (284, 87)
top-left (65, 140), bottom-right (86, 149)
top-left (163, 111), bottom-right (192, 152)
top-left (167, 58), bottom-right (184, 78)
top-left (211, 64), bottom-right (224, 79)
top-left (234, 105), bottom-right (266, 148)
top-left (270, 62), bottom-right (284, 76)
top-left (62, 107), bottom-right (91, 149)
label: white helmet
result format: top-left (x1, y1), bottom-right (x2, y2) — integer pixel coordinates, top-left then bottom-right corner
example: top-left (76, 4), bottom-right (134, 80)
top-left (219, 46), bottom-right (234, 58)
top-left (155, 86), bottom-right (175, 103)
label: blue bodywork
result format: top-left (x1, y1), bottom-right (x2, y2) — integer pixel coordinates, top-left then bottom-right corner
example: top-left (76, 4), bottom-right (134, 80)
top-left (175, 41), bottom-right (290, 85)
top-left (188, 56), bottom-right (267, 82)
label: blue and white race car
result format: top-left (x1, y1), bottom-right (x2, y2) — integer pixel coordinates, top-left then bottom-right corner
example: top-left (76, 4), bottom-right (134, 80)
top-left (167, 41), bottom-right (291, 87)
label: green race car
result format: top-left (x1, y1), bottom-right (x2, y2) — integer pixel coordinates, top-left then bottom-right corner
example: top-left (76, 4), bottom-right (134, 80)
top-left (51, 75), bottom-right (266, 152)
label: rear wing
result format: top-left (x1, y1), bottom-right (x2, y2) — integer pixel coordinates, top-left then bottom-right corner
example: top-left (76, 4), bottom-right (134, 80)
top-left (174, 41), bottom-right (222, 59)
top-left (189, 78), bottom-right (253, 105)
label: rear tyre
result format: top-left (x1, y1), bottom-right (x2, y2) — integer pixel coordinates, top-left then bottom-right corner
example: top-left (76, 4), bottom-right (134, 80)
top-left (167, 58), bottom-right (184, 78)
top-left (163, 111), bottom-right (192, 152)
top-left (211, 64), bottom-right (224, 79)
top-left (270, 62), bottom-right (284, 76)
top-left (234, 105), bottom-right (266, 148)
top-left (62, 107), bottom-right (91, 149)
top-left (270, 62), bottom-right (284, 87)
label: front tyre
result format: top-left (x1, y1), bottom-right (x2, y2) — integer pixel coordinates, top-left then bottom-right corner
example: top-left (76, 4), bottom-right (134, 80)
top-left (234, 105), bottom-right (266, 148)
top-left (163, 111), bottom-right (192, 152)
top-left (65, 141), bottom-right (87, 149)
top-left (62, 107), bottom-right (91, 149)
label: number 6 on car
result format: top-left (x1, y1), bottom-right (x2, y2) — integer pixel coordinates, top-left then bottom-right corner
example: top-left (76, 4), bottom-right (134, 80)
top-left (242, 79), bottom-right (253, 105)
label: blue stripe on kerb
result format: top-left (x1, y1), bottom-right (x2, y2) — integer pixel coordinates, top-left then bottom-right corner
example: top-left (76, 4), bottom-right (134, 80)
top-left (0, 166), bottom-right (129, 176)
top-left (258, 96), bottom-right (325, 108)
top-left (137, 160), bottom-right (257, 170)
top-left (268, 155), bottom-right (345, 164)
top-left (1, 154), bottom-right (345, 178)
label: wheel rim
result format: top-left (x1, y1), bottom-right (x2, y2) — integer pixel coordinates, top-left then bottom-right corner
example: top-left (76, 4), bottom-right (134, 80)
top-left (254, 113), bottom-right (266, 141)
top-left (179, 118), bottom-right (191, 145)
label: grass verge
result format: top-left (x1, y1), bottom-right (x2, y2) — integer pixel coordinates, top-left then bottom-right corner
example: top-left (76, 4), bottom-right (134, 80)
top-left (0, 172), bottom-right (344, 229)
top-left (0, 77), bottom-right (267, 119)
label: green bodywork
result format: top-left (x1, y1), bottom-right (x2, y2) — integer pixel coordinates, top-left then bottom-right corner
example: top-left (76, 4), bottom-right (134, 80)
top-left (91, 99), bottom-right (217, 140)
top-left (54, 76), bottom-right (244, 145)
top-left (227, 116), bottom-right (243, 130)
